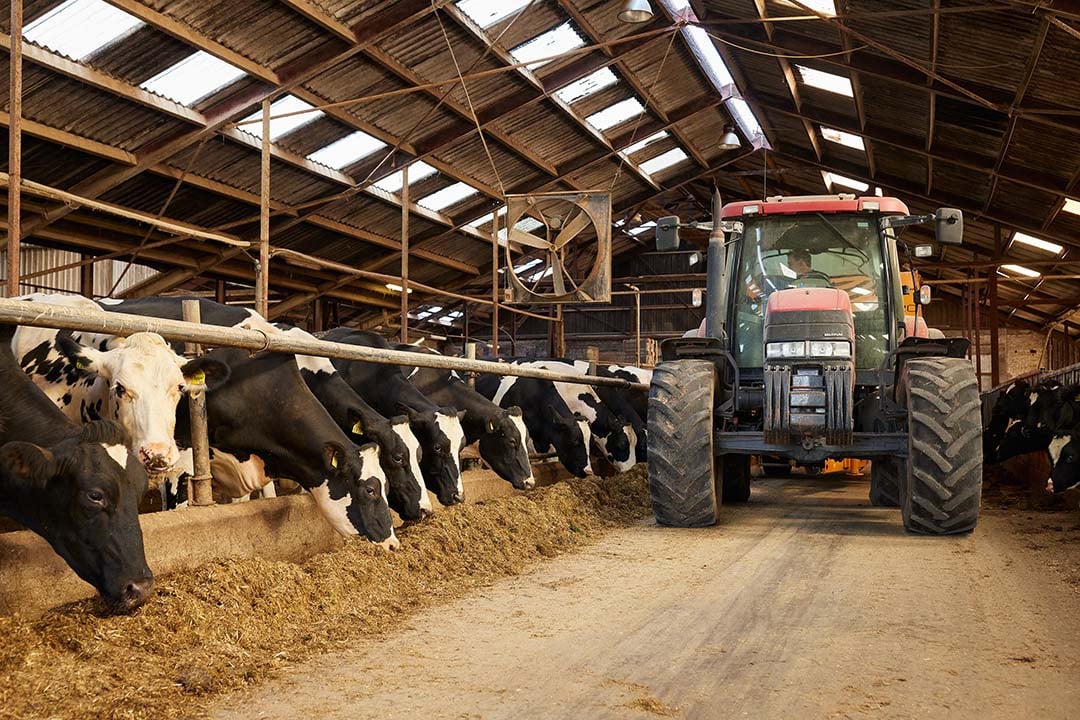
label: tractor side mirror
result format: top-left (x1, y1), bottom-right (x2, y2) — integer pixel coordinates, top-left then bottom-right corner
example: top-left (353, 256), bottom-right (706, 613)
top-left (918, 285), bottom-right (932, 305)
top-left (656, 216), bottom-right (681, 251)
top-left (935, 208), bottom-right (963, 245)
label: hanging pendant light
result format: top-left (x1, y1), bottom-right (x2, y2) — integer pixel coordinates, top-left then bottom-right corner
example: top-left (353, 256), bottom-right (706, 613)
top-left (618, 0), bottom-right (654, 24)
top-left (718, 127), bottom-right (741, 150)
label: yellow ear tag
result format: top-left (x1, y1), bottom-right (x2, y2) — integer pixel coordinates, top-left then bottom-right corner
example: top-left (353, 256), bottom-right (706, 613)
top-left (76, 359), bottom-right (90, 370)
top-left (187, 370), bottom-right (207, 386)
top-left (331, 453), bottom-right (339, 468)
top-left (1073, 393), bottom-right (1080, 403)
top-left (351, 420), bottom-right (364, 435)
top-left (488, 420), bottom-right (496, 432)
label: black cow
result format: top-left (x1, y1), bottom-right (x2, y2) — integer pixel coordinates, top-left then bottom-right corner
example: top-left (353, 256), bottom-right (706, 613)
top-left (475, 373), bottom-right (592, 478)
top-left (0, 325), bottom-right (153, 610)
top-left (276, 326), bottom-right (430, 520)
top-left (92, 299), bottom-right (397, 546)
top-left (983, 380), bottom-right (1031, 463)
top-left (322, 328), bottom-right (467, 506)
top-left (394, 345), bottom-right (534, 490)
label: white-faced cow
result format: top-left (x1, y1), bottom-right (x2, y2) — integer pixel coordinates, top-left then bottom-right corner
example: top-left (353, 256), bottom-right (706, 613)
top-left (0, 326), bottom-right (154, 611)
top-left (394, 345), bottom-right (534, 490)
top-left (512, 360), bottom-right (636, 474)
top-left (475, 372), bottom-right (593, 478)
top-left (90, 298), bottom-right (398, 547)
top-left (321, 328), bottom-right (467, 507)
top-left (10, 294), bottom-right (230, 478)
top-left (276, 326), bottom-right (431, 520)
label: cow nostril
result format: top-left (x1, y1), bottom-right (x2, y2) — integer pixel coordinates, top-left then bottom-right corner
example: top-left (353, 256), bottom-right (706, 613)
top-left (419, 508), bottom-right (433, 519)
top-left (122, 577), bottom-right (154, 609)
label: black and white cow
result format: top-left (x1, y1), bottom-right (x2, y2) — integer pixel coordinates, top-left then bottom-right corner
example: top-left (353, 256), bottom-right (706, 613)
top-left (475, 373), bottom-right (593, 478)
top-left (0, 325), bottom-right (154, 610)
top-left (604, 365), bottom-right (652, 423)
top-left (512, 360), bottom-right (636, 473)
top-left (322, 328), bottom-right (467, 506)
top-left (10, 294), bottom-right (230, 477)
top-left (89, 299), bottom-right (398, 547)
top-left (571, 361), bottom-right (648, 463)
top-left (276, 326), bottom-right (431, 520)
top-left (395, 345), bottom-right (534, 490)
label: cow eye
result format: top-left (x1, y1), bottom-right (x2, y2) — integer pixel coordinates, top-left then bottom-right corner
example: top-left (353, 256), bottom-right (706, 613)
top-left (393, 453), bottom-right (404, 464)
top-left (114, 383), bottom-right (127, 398)
top-left (365, 485), bottom-right (377, 498)
top-left (87, 489), bottom-right (106, 506)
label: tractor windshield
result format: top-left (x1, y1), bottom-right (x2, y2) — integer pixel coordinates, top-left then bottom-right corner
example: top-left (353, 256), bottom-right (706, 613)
top-left (731, 213), bottom-right (893, 369)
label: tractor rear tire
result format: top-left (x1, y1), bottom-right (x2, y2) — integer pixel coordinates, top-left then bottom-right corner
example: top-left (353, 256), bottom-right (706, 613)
top-left (869, 458), bottom-right (902, 507)
top-left (901, 357), bottom-right (983, 534)
top-left (648, 360), bottom-right (719, 527)
top-left (722, 455), bottom-right (752, 503)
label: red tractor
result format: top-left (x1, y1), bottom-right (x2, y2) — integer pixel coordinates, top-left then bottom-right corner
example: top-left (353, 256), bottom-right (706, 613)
top-left (649, 193), bottom-right (980, 535)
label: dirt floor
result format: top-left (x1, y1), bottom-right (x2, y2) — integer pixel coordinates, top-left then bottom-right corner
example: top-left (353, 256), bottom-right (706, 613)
top-left (210, 473), bottom-right (1080, 720)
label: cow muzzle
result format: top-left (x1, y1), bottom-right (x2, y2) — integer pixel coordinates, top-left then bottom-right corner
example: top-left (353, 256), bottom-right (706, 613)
top-left (139, 443), bottom-right (178, 473)
top-left (378, 534), bottom-right (402, 551)
top-left (116, 575), bottom-right (155, 612)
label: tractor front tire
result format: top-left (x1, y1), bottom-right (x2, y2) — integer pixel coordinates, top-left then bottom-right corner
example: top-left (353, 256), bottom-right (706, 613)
top-left (901, 357), bottom-right (983, 534)
top-left (869, 457), bottom-right (902, 507)
top-left (648, 360), bottom-right (719, 527)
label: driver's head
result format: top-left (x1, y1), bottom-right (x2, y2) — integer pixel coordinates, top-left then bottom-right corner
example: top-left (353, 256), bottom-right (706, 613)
top-left (788, 248), bottom-right (812, 275)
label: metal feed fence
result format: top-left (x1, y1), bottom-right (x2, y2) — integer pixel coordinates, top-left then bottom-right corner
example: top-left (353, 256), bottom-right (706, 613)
top-left (979, 361), bottom-right (1080, 428)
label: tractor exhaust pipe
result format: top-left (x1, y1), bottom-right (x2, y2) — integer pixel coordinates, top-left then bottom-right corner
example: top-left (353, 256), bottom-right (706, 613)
top-left (705, 188), bottom-right (725, 341)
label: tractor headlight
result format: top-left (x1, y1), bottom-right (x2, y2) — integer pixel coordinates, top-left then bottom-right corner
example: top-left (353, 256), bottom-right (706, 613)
top-left (766, 341), bottom-right (807, 359)
top-left (808, 340), bottom-right (851, 357)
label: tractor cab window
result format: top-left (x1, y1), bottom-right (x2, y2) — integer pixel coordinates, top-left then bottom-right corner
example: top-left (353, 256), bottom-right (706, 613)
top-left (731, 213), bottom-right (891, 369)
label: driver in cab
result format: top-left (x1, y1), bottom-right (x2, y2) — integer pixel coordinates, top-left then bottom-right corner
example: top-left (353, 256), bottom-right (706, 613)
top-left (787, 248), bottom-right (831, 287)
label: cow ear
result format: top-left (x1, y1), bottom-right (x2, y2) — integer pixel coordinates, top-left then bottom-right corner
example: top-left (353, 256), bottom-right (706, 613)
top-left (322, 442), bottom-right (348, 474)
top-left (56, 334), bottom-right (110, 379)
top-left (506, 406), bottom-right (523, 417)
top-left (347, 408), bottom-right (365, 437)
top-left (180, 357), bottom-right (231, 391)
top-left (0, 442), bottom-right (56, 491)
top-left (79, 419), bottom-right (129, 447)
top-left (397, 403), bottom-right (422, 423)
top-left (457, 409), bottom-right (467, 421)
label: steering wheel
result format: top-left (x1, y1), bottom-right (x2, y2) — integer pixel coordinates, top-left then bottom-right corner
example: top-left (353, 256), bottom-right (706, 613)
top-left (795, 270), bottom-right (832, 288)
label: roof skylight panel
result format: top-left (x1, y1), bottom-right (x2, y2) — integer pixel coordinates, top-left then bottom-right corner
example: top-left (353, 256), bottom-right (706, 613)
top-left (1063, 198), bottom-right (1080, 216)
top-left (726, 97), bottom-right (764, 144)
top-left (821, 171), bottom-right (868, 192)
top-left (629, 221), bottom-right (657, 236)
top-left (510, 22), bottom-right (586, 70)
top-left (373, 161), bottom-right (437, 193)
top-left (622, 131), bottom-right (668, 156)
top-left (1001, 264), bottom-right (1040, 278)
top-left (1013, 231), bottom-right (1064, 255)
top-left (586, 98), bottom-right (645, 132)
top-left (23, 0), bottom-right (144, 60)
top-left (308, 131), bottom-right (387, 170)
top-left (684, 25), bottom-right (735, 90)
top-left (418, 182), bottom-right (480, 212)
top-left (555, 67), bottom-right (619, 104)
top-left (141, 51), bottom-right (247, 106)
top-left (820, 126), bottom-right (865, 150)
top-left (796, 65), bottom-right (854, 97)
top-left (456, 0), bottom-right (530, 28)
top-left (241, 96), bottom-right (323, 141)
top-left (640, 148), bottom-right (690, 175)
top-left (776, 0), bottom-right (836, 16)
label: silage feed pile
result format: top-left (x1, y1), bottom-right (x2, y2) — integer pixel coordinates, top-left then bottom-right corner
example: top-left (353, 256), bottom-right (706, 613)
top-left (0, 467), bottom-right (648, 720)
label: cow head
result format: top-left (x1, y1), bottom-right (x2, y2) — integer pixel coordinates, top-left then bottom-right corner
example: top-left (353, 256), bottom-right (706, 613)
top-left (0, 420), bottom-right (154, 611)
top-left (310, 441), bottom-right (398, 549)
top-left (401, 405), bottom-right (466, 506)
top-left (550, 407), bottom-right (592, 478)
top-left (57, 332), bottom-right (230, 476)
top-left (348, 409), bottom-right (431, 520)
top-left (1050, 435), bottom-right (1080, 494)
top-left (581, 394), bottom-right (636, 474)
top-left (477, 406), bottom-right (534, 490)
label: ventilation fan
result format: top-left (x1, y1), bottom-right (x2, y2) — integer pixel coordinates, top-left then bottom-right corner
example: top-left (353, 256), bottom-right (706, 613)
top-left (502, 190), bottom-right (611, 304)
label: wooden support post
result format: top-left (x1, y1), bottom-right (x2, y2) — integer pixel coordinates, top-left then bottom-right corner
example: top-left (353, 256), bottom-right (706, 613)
top-left (181, 299), bottom-right (213, 507)
top-left (989, 225), bottom-right (1002, 386)
top-left (400, 164), bottom-right (409, 343)
top-left (974, 274), bottom-right (983, 388)
top-left (313, 297), bottom-right (324, 332)
top-left (6, 0), bottom-right (22, 298)
top-left (586, 345), bottom-right (599, 375)
top-left (79, 254), bottom-right (94, 298)
top-left (551, 305), bottom-right (566, 358)
top-left (257, 98), bottom-right (271, 319)
top-left (627, 283), bottom-right (642, 365)
top-left (215, 279), bottom-right (227, 305)
top-left (491, 213), bottom-right (499, 357)
top-left (465, 342), bottom-right (477, 388)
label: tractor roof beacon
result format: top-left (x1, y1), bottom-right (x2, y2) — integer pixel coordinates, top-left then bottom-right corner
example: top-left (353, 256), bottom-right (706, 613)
top-left (648, 192), bottom-right (981, 535)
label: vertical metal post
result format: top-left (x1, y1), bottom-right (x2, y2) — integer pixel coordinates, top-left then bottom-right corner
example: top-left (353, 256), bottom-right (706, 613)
top-left (491, 211), bottom-right (499, 357)
top-left (973, 276), bottom-right (982, 388)
top-left (465, 342), bottom-right (477, 388)
top-left (705, 189), bottom-right (725, 339)
top-left (181, 300), bottom-right (214, 507)
top-left (586, 345), bottom-right (599, 375)
top-left (313, 297), bottom-right (324, 332)
top-left (628, 284), bottom-right (641, 365)
top-left (6, 0), bottom-right (23, 298)
top-left (80, 255), bottom-right (94, 298)
top-left (257, 98), bottom-right (271, 318)
top-left (989, 225), bottom-right (1001, 386)
top-left (400, 164), bottom-right (410, 343)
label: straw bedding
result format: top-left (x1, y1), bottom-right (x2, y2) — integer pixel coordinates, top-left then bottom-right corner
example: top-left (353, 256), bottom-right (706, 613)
top-left (0, 466), bottom-right (648, 720)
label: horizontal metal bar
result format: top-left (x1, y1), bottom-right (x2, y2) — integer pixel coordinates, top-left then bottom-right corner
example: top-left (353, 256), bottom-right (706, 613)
top-left (714, 431), bottom-right (908, 458)
top-left (0, 299), bottom-right (649, 392)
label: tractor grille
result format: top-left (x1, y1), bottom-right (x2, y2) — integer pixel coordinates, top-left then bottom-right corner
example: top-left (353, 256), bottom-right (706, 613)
top-left (764, 364), bottom-right (853, 444)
